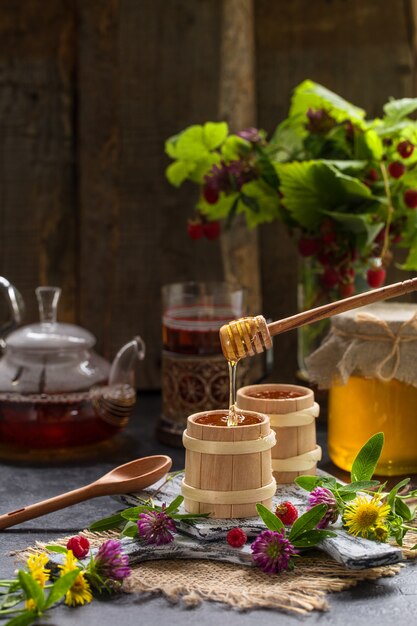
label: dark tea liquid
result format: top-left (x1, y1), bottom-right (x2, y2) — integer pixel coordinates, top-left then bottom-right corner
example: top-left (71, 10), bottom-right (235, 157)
top-left (246, 389), bottom-right (306, 400)
top-left (195, 411), bottom-right (262, 427)
top-left (0, 393), bottom-right (118, 449)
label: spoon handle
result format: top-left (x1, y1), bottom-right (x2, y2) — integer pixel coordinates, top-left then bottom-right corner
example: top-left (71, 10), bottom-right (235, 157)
top-left (0, 484), bottom-right (98, 530)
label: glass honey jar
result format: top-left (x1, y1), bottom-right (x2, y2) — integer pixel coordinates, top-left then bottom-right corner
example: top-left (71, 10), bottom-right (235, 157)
top-left (307, 302), bottom-right (417, 476)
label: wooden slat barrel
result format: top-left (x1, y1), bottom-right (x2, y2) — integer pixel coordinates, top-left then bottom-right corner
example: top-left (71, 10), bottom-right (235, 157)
top-left (236, 384), bottom-right (321, 484)
top-left (182, 409), bottom-right (276, 518)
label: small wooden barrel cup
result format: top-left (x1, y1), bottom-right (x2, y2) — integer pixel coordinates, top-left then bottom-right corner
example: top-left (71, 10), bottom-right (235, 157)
top-left (236, 384), bottom-right (321, 484)
top-left (182, 409), bottom-right (276, 518)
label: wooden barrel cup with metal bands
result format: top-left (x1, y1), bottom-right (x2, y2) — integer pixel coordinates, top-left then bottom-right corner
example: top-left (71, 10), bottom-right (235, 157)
top-left (182, 409), bottom-right (276, 518)
top-left (236, 384), bottom-right (321, 484)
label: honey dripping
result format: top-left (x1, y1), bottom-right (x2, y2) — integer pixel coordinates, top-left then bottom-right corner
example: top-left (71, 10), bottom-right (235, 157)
top-left (227, 360), bottom-right (239, 426)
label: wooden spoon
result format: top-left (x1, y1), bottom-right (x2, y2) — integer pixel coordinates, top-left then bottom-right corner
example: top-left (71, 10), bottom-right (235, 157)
top-left (220, 277), bottom-right (417, 361)
top-left (0, 455), bottom-right (172, 530)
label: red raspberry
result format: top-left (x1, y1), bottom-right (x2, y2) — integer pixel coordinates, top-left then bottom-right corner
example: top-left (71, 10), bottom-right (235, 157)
top-left (275, 501), bottom-right (298, 526)
top-left (404, 189), bottom-right (417, 209)
top-left (321, 267), bottom-right (339, 289)
top-left (226, 527), bottom-right (247, 548)
top-left (322, 231), bottom-right (336, 245)
top-left (339, 282), bottom-right (355, 298)
top-left (367, 266), bottom-right (386, 288)
top-left (203, 183), bottom-right (219, 204)
top-left (388, 161), bottom-right (405, 179)
top-left (203, 220), bottom-right (221, 240)
top-left (317, 251), bottom-right (331, 266)
top-left (367, 168), bottom-right (379, 182)
top-left (187, 220), bottom-right (204, 240)
top-left (298, 237), bottom-right (320, 257)
top-left (66, 535), bottom-right (90, 559)
top-left (397, 140), bottom-right (414, 159)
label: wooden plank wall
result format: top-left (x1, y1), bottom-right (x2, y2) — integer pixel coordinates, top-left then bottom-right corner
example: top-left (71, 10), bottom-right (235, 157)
top-left (0, 0), bottom-right (416, 388)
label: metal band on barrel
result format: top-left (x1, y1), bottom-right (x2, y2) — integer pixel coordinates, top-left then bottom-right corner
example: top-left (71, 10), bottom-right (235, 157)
top-left (271, 445), bottom-right (322, 472)
top-left (181, 478), bottom-right (277, 505)
top-left (268, 403), bottom-right (320, 428)
top-left (182, 430), bottom-right (276, 455)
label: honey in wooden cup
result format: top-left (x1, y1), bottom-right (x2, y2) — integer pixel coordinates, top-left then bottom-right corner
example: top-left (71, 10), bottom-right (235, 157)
top-left (181, 409), bottom-right (276, 518)
top-left (236, 384), bottom-right (321, 484)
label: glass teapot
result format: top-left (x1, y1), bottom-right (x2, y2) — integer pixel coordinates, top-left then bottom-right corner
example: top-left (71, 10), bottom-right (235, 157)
top-left (0, 280), bottom-right (145, 453)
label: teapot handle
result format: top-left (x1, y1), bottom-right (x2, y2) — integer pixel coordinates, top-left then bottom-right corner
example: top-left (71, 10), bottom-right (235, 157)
top-left (0, 277), bottom-right (25, 340)
top-left (109, 336), bottom-right (146, 387)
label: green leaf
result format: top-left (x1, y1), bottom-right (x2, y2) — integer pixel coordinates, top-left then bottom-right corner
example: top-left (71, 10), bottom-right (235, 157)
top-left (324, 211), bottom-right (384, 247)
top-left (294, 476), bottom-right (322, 492)
top-left (175, 125), bottom-right (209, 161)
top-left (350, 432), bottom-right (384, 482)
top-left (289, 504), bottom-right (327, 542)
top-left (165, 160), bottom-right (195, 187)
top-left (338, 480), bottom-right (380, 493)
top-left (221, 135), bottom-right (251, 160)
top-left (383, 97), bottom-right (417, 120)
top-left (395, 498), bottom-right (413, 521)
top-left (121, 521), bottom-right (138, 538)
top-left (238, 180), bottom-right (280, 228)
top-left (197, 191), bottom-right (239, 220)
top-left (164, 135), bottom-right (179, 158)
top-left (4, 612), bottom-right (37, 626)
top-left (387, 478), bottom-right (411, 508)
top-left (256, 503), bottom-right (284, 532)
top-left (89, 512), bottom-right (124, 532)
top-left (120, 505), bottom-right (153, 521)
top-left (44, 570), bottom-right (80, 610)
top-left (289, 79), bottom-right (366, 126)
top-left (291, 529), bottom-right (337, 548)
top-left (203, 122), bottom-right (228, 150)
top-left (165, 495), bottom-right (184, 515)
top-left (354, 130), bottom-right (383, 161)
top-left (17, 572), bottom-right (44, 612)
top-left (400, 240), bottom-right (417, 271)
top-left (188, 153), bottom-right (221, 184)
top-left (44, 545), bottom-right (68, 555)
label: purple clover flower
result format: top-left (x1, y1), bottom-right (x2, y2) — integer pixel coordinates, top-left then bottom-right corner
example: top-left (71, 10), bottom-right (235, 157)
top-left (308, 486), bottom-right (339, 529)
top-left (95, 539), bottom-right (131, 581)
top-left (137, 505), bottom-right (177, 545)
top-left (251, 530), bottom-right (297, 575)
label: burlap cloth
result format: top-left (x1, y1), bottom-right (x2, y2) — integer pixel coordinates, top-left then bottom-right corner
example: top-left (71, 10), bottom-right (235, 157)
top-left (17, 527), bottom-right (417, 614)
top-left (306, 302), bottom-right (417, 388)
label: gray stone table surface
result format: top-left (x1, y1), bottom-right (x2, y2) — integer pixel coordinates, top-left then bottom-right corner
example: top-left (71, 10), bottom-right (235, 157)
top-left (0, 392), bottom-right (416, 625)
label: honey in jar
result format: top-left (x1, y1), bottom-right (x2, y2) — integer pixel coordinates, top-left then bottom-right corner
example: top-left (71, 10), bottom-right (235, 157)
top-left (307, 302), bottom-right (417, 476)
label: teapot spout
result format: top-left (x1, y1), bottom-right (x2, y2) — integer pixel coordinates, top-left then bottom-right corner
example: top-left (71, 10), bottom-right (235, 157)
top-left (109, 336), bottom-right (146, 387)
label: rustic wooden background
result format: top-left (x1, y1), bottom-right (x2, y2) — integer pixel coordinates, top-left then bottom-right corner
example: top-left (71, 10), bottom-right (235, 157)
top-left (0, 0), bottom-right (416, 388)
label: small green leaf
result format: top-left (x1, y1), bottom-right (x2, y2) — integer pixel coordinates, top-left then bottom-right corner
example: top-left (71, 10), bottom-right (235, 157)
top-left (176, 125), bottom-right (209, 161)
top-left (164, 135), bottom-right (178, 158)
top-left (387, 478), bottom-right (410, 508)
top-left (17, 572), bottom-right (44, 612)
top-left (338, 480), bottom-right (380, 493)
top-left (221, 135), bottom-right (250, 160)
top-left (350, 433), bottom-right (384, 482)
top-left (120, 505), bottom-right (153, 521)
top-left (256, 503), bottom-right (284, 532)
top-left (3, 612), bottom-right (37, 626)
top-left (44, 570), bottom-right (80, 609)
top-left (165, 160), bottom-right (195, 187)
top-left (89, 512), bottom-right (124, 532)
top-left (165, 495), bottom-right (184, 515)
top-left (44, 545), bottom-right (68, 555)
top-left (395, 498), bottom-right (413, 521)
top-left (203, 122), bottom-right (228, 150)
top-left (292, 529), bottom-right (337, 548)
top-left (121, 521), bottom-right (139, 538)
top-left (294, 476), bottom-right (322, 492)
top-left (383, 97), bottom-right (417, 120)
top-left (289, 504), bottom-right (327, 542)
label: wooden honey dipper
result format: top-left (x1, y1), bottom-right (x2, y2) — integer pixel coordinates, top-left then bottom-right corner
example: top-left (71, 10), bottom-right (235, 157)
top-left (220, 277), bottom-right (417, 361)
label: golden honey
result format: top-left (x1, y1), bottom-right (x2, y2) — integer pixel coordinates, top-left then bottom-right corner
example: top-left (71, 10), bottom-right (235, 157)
top-left (329, 376), bottom-right (417, 475)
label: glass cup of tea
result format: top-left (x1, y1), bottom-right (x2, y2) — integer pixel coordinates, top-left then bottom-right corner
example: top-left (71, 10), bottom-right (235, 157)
top-left (157, 282), bottom-right (248, 446)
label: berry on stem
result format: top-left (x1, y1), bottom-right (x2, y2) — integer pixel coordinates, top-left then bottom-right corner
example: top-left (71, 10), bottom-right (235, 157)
top-left (66, 535), bottom-right (90, 559)
top-left (397, 140), bottom-right (414, 159)
top-left (367, 265), bottom-right (386, 288)
top-left (339, 282), bottom-right (355, 298)
top-left (388, 161), bottom-right (405, 179)
top-left (404, 189), bottom-right (417, 209)
top-left (203, 220), bottom-right (221, 240)
top-left (275, 501), bottom-right (298, 526)
top-left (321, 266), bottom-right (339, 289)
top-left (298, 237), bottom-right (320, 257)
top-left (187, 220), bottom-right (204, 240)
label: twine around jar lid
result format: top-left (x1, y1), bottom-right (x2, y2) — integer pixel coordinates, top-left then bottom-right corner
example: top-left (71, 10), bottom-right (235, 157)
top-left (306, 302), bottom-right (417, 388)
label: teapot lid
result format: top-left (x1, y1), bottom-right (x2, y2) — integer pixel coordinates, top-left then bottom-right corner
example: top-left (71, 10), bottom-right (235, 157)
top-left (6, 287), bottom-right (95, 352)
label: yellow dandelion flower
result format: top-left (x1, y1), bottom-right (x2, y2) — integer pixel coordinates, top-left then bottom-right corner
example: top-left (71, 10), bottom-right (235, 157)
top-left (25, 552), bottom-right (50, 610)
top-left (343, 495), bottom-right (390, 538)
top-left (59, 549), bottom-right (93, 607)
top-left (373, 524), bottom-right (389, 542)
top-left (27, 552), bottom-right (50, 587)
